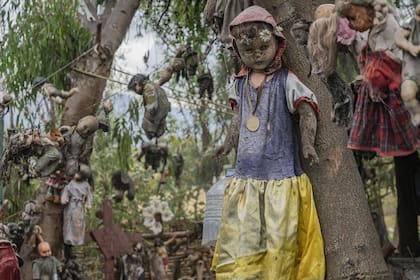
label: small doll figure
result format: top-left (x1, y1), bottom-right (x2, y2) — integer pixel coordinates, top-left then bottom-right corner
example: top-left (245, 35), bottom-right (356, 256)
top-left (61, 170), bottom-right (93, 258)
top-left (32, 241), bottom-right (62, 280)
top-left (64, 115), bottom-right (98, 177)
top-left (22, 200), bottom-right (42, 247)
top-left (96, 101), bottom-right (113, 132)
top-left (121, 242), bottom-right (146, 280)
top-left (35, 128), bottom-right (65, 178)
top-left (0, 223), bottom-right (22, 280)
top-left (111, 170), bottom-right (135, 203)
top-left (128, 74), bottom-right (171, 139)
top-left (0, 93), bottom-right (12, 115)
top-left (212, 6), bottom-right (325, 279)
top-left (33, 76), bottom-right (78, 105)
top-left (45, 170), bottom-right (67, 204)
top-left (336, 0), bottom-right (420, 256)
top-left (395, 4), bottom-right (420, 125)
top-left (306, 3), bottom-right (364, 128)
top-left (137, 142), bottom-right (169, 172)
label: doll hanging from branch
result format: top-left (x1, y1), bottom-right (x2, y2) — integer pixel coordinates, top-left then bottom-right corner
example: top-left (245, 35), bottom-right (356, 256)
top-left (33, 77), bottom-right (79, 105)
top-left (128, 74), bottom-right (171, 139)
top-left (61, 169), bottom-right (93, 260)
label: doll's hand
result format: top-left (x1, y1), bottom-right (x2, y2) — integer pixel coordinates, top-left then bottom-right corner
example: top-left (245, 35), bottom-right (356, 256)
top-left (332, 95), bottom-right (353, 129)
top-left (213, 145), bottom-right (228, 160)
top-left (408, 45), bottom-right (420, 57)
top-left (302, 144), bottom-right (319, 166)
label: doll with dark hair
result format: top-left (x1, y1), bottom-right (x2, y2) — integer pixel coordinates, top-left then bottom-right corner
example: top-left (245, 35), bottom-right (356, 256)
top-left (111, 170), bottom-right (135, 203)
top-left (128, 74), bottom-right (171, 139)
top-left (212, 6), bottom-right (325, 279)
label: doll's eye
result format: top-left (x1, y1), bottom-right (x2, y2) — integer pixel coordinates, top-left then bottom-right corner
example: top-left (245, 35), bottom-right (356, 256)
top-left (260, 45), bottom-right (269, 51)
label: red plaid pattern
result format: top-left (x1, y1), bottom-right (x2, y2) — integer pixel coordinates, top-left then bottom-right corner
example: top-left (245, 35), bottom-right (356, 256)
top-left (348, 49), bottom-right (419, 156)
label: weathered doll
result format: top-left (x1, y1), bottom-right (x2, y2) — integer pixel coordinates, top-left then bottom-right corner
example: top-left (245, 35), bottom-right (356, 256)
top-left (395, 4), bottom-right (420, 125)
top-left (128, 74), bottom-right (171, 139)
top-left (45, 170), bottom-right (67, 204)
top-left (336, 0), bottom-right (420, 256)
top-left (306, 4), bottom-right (366, 128)
top-left (212, 6), bottom-right (325, 279)
top-left (96, 101), bottom-right (113, 132)
top-left (0, 92), bottom-right (12, 115)
top-left (61, 170), bottom-right (93, 259)
top-left (64, 115), bottom-right (99, 177)
top-left (32, 241), bottom-right (63, 280)
top-left (121, 242), bottom-right (146, 280)
top-left (32, 241), bottom-right (62, 280)
top-left (33, 76), bottom-right (78, 105)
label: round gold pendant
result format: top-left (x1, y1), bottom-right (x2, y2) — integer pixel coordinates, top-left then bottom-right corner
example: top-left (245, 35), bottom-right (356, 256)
top-left (246, 115), bottom-right (260, 132)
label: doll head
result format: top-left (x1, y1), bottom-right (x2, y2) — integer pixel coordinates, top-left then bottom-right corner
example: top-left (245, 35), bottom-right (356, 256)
top-left (38, 241), bottom-right (52, 257)
top-left (76, 116), bottom-right (99, 137)
top-left (336, 0), bottom-right (374, 32)
top-left (103, 101), bottom-right (113, 113)
top-left (229, 6), bottom-right (286, 75)
top-left (231, 22), bottom-right (278, 71)
top-left (128, 74), bottom-right (149, 95)
top-left (48, 128), bottom-right (64, 147)
top-left (314, 4), bottom-right (335, 20)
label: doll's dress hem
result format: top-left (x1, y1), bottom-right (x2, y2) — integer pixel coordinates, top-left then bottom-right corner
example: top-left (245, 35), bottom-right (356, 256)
top-left (212, 174), bottom-right (325, 280)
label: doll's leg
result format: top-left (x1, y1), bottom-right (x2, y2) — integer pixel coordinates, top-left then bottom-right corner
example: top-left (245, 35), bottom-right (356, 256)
top-left (401, 79), bottom-right (420, 126)
top-left (394, 152), bottom-right (420, 256)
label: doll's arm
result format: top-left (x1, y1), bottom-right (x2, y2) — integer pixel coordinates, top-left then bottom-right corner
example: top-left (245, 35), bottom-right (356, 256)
top-left (298, 102), bottom-right (319, 164)
top-left (60, 185), bottom-right (69, 205)
top-left (395, 28), bottom-right (420, 57)
top-left (214, 106), bottom-right (239, 159)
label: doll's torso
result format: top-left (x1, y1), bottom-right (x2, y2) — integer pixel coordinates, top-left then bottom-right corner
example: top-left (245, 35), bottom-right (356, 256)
top-left (234, 68), bottom-right (303, 180)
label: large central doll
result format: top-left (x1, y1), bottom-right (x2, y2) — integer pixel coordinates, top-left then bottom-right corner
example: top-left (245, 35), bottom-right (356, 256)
top-left (212, 5), bottom-right (325, 280)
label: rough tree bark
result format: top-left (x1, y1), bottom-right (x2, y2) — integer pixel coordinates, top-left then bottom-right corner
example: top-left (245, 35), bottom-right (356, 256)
top-left (253, 0), bottom-right (391, 279)
top-left (19, 1), bottom-right (141, 278)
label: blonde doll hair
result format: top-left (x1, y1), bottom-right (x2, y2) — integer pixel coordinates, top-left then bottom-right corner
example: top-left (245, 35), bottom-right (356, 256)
top-left (307, 12), bottom-right (339, 75)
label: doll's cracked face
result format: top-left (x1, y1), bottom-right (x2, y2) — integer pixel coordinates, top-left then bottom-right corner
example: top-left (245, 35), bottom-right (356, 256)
top-left (346, 4), bottom-right (374, 32)
top-left (38, 242), bottom-right (52, 257)
top-left (235, 31), bottom-right (278, 71)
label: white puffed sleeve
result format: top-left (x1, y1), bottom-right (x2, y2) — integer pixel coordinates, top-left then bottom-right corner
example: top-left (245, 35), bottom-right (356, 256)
top-left (285, 71), bottom-right (319, 117)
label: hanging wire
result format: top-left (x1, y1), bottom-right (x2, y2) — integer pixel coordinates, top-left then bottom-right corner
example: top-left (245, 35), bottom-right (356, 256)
top-left (30, 45), bottom-right (96, 90)
top-left (72, 67), bottom-right (233, 115)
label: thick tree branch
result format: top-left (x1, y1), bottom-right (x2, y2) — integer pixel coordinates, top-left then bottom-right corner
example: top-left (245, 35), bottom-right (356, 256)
top-left (77, 0), bottom-right (98, 35)
top-left (99, 0), bottom-right (115, 26)
top-left (100, 0), bottom-right (140, 58)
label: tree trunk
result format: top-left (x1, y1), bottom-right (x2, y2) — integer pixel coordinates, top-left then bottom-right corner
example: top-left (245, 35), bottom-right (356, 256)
top-left (20, 1), bottom-right (141, 278)
top-left (254, 0), bottom-right (391, 278)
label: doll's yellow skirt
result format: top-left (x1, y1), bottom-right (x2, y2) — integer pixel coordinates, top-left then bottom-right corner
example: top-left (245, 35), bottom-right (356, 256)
top-left (212, 174), bottom-right (325, 280)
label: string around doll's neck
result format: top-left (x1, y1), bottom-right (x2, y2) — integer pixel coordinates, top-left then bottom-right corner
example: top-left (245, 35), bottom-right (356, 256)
top-left (244, 72), bottom-right (267, 132)
top-left (245, 72), bottom-right (267, 115)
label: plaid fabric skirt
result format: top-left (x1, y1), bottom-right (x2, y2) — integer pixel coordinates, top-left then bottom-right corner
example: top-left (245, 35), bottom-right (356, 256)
top-left (348, 84), bottom-right (419, 156)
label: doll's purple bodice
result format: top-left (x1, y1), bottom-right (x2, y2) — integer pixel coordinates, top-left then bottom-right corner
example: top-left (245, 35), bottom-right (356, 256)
top-left (234, 68), bottom-right (303, 180)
